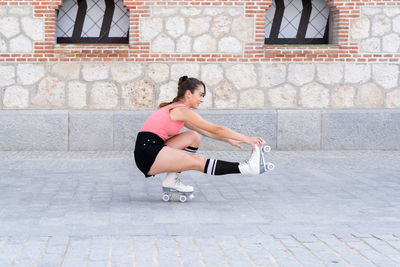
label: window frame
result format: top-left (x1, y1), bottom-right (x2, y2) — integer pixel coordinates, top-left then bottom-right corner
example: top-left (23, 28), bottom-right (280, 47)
top-left (56, 0), bottom-right (129, 44)
top-left (264, 0), bottom-right (330, 45)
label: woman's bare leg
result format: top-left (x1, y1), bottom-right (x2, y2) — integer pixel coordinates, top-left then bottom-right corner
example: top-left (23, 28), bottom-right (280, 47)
top-left (164, 131), bottom-right (201, 150)
top-left (148, 131), bottom-right (204, 175)
top-left (148, 146), bottom-right (206, 175)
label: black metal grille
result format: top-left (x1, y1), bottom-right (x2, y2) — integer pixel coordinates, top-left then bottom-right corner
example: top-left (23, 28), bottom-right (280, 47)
top-left (265, 0), bottom-right (329, 44)
top-left (56, 0), bottom-right (129, 44)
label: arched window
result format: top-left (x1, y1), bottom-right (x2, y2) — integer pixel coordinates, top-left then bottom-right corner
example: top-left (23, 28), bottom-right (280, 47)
top-left (265, 0), bottom-right (330, 44)
top-left (56, 0), bottom-right (129, 44)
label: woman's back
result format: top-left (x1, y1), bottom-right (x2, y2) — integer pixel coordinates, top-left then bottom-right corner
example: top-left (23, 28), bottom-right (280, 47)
top-left (139, 103), bottom-right (186, 141)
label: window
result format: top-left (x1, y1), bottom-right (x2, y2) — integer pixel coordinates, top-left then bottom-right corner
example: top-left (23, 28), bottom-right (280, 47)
top-left (265, 0), bottom-right (330, 44)
top-left (56, 0), bottom-right (129, 44)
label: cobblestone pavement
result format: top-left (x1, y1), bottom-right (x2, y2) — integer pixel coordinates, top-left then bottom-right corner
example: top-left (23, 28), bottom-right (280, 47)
top-left (0, 150), bottom-right (399, 266)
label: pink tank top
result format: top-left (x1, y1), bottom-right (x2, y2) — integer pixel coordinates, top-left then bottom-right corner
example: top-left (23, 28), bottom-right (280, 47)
top-left (139, 103), bottom-right (186, 141)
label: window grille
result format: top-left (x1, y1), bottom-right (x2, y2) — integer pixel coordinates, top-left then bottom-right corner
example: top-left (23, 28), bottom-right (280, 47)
top-left (265, 0), bottom-right (329, 44)
top-left (56, 0), bottom-right (129, 44)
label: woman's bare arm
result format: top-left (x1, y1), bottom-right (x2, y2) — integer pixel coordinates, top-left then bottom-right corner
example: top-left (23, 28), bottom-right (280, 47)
top-left (171, 107), bottom-right (262, 148)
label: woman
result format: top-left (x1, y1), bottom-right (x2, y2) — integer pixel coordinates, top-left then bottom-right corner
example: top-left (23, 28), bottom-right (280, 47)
top-left (134, 76), bottom-right (266, 196)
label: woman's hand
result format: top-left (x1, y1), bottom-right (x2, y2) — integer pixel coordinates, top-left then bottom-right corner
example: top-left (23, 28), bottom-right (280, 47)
top-left (244, 136), bottom-right (264, 150)
top-left (228, 139), bottom-right (244, 149)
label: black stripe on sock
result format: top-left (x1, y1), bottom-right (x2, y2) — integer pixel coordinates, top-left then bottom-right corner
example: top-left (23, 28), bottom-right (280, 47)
top-left (184, 146), bottom-right (198, 154)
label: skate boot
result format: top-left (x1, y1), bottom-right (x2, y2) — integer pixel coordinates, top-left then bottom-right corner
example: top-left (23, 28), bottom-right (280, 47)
top-left (238, 140), bottom-right (275, 175)
top-left (161, 172), bottom-right (194, 202)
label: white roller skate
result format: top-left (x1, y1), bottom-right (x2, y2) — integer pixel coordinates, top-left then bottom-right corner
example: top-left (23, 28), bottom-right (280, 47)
top-left (161, 172), bottom-right (194, 203)
top-left (239, 140), bottom-right (275, 175)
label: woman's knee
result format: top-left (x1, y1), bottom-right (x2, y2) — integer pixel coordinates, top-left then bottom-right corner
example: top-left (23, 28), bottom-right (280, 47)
top-left (188, 131), bottom-right (201, 147)
top-left (188, 153), bottom-right (206, 170)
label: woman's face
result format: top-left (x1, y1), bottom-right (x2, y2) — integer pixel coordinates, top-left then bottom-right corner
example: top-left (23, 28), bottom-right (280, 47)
top-left (187, 85), bottom-right (205, 109)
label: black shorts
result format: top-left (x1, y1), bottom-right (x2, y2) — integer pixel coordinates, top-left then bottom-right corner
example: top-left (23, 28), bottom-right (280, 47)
top-left (134, 132), bottom-right (166, 177)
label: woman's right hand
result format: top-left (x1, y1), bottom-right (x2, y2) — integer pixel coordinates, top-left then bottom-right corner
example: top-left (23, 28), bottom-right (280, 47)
top-left (244, 136), bottom-right (263, 150)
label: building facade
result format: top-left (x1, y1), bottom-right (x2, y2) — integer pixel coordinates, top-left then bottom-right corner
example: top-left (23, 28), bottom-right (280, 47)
top-left (0, 0), bottom-right (399, 150)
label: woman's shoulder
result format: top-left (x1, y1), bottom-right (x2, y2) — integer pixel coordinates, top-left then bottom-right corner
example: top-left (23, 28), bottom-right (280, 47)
top-left (164, 103), bottom-right (187, 110)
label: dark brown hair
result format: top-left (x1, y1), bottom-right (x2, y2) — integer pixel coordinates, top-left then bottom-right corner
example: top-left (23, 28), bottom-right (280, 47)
top-left (158, 76), bottom-right (206, 108)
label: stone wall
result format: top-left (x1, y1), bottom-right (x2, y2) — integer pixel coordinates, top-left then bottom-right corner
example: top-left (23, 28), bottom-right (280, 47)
top-left (1, 62), bottom-right (399, 110)
top-left (0, 6), bottom-right (44, 53)
top-left (140, 6), bottom-right (253, 54)
top-left (350, 6), bottom-right (400, 53)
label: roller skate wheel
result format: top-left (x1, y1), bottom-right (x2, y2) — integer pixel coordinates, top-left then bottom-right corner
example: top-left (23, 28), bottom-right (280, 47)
top-left (267, 163), bottom-right (275, 171)
top-left (262, 145), bottom-right (271, 153)
top-left (179, 195), bottom-right (187, 203)
top-left (188, 194), bottom-right (195, 200)
top-left (162, 194), bottom-right (170, 202)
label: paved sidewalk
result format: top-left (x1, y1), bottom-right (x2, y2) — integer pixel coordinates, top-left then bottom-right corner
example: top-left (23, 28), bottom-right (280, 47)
top-left (0, 150), bottom-right (399, 266)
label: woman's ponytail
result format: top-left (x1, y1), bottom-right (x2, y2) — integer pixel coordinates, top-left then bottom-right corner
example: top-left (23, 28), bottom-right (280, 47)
top-left (158, 75), bottom-right (206, 109)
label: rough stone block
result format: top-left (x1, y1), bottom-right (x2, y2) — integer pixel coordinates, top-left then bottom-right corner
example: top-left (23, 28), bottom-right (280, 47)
top-left (158, 81), bottom-right (178, 106)
top-left (382, 33), bottom-right (400, 53)
top-left (193, 34), bottom-right (216, 53)
top-left (188, 17), bottom-right (211, 37)
top-left (226, 64), bottom-right (257, 89)
top-left (176, 35), bottom-right (192, 53)
top-left (171, 64), bottom-right (199, 81)
top-left (211, 15), bottom-right (231, 38)
top-left (201, 64), bottom-right (223, 86)
top-left (356, 83), bottom-right (384, 108)
top-left (218, 36), bottom-right (242, 53)
top-left (9, 34), bottom-right (32, 53)
top-left (344, 64), bottom-right (371, 84)
top-left (360, 37), bottom-right (381, 52)
top-left (152, 34), bottom-right (175, 53)
top-left (68, 81), bottom-right (87, 109)
top-left (278, 110), bottom-right (321, 150)
top-left (231, 16), bottom-right (254, 42)
top-left (17, 64), bottom-right (45, 85)
top-left (122, 79), bottom-right (154, 109)
top-left (82, 64), bottom-right (109, 82)
top-left (258, 64), bottom-right (286, 88)
top-left (350, 18), bottom-right (370, 40)
top-left (166, 16), bottom-right (185, 38)
top-left (331, 85), bottom-right (355, 108)
top-left (239, 89), bottom-right (264, 109)
top-left (147, 63), bottom-right (169, 83)
top-left (51, 63), bottom-right (80, 80)
top-left (299, 82), bottom-right (329, 108)
top-left (0, 16), bottom-right (20, 38)
top-left (21, 17), bottom-right (43, 41)
top-left (288, 64), bottom-right (315, 86)
top-left (268, 84), bottom-right (297, 109)
top-left (387, 88), bottom-right (400, 108)
top-left (69, 112), bottom-right (113, 151)
top-left (0, 111), bottom-right (68, 150)
top-left (89, 82), bottom-right (118, 109)
top-left (372, 64), bottom-right (399, 90)
top-left (316, 64), bottom-right (343, 85)
top-left (139, 18), bottom-right (163, 41)
top-left (110, 63), bottom-right (142, 83)
top-left (214, 81), bottom-right (237, 109)
top-left (0, 65), bottom-right (15, 87)
top-left (3, 85), bottom-right (29, 108)
top-left (371, 14), bottom-right (391, 36)
top-left (31, 77), bottom-right (65, 108)
top-left (322, 110), bottom-right (400, 150)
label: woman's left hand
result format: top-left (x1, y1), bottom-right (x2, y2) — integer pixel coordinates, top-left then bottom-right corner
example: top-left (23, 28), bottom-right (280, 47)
top-left (228, 139), bottom-right (243, 149)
